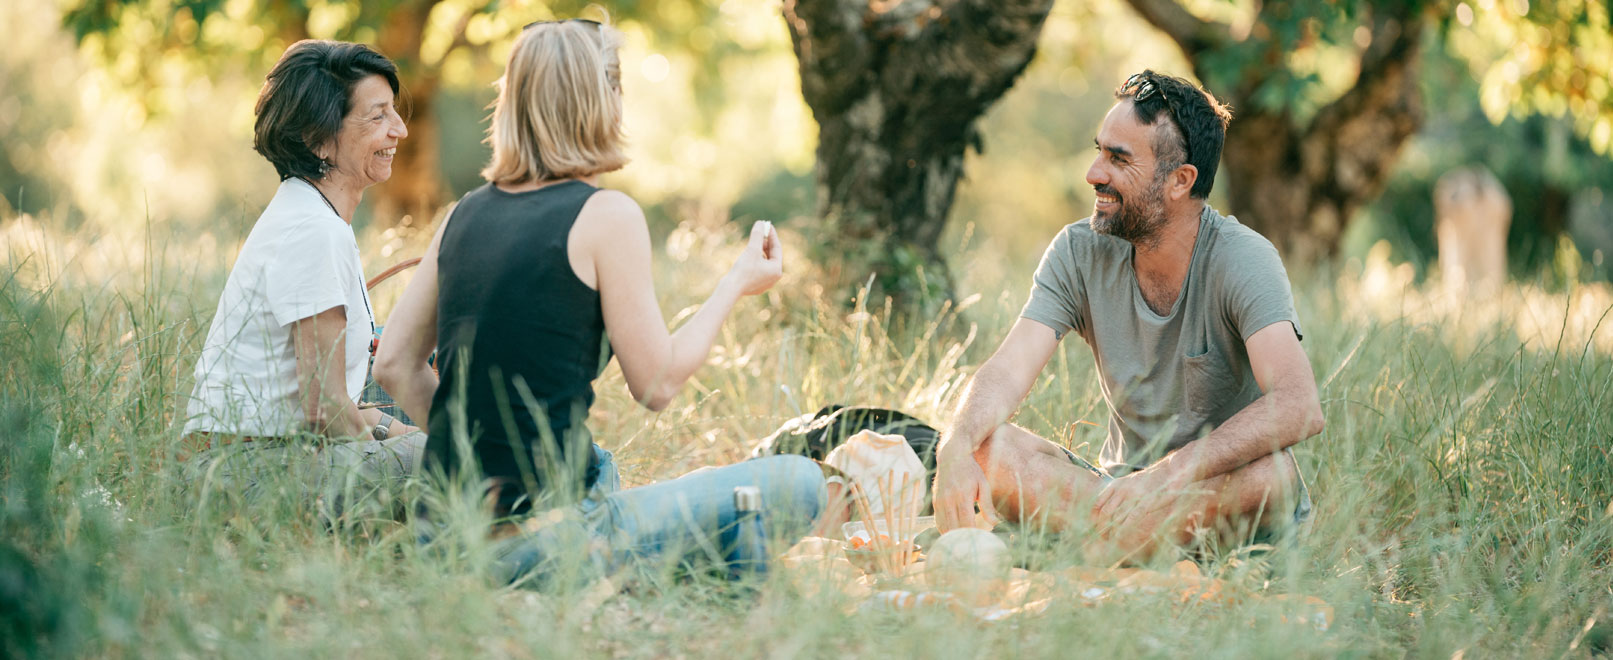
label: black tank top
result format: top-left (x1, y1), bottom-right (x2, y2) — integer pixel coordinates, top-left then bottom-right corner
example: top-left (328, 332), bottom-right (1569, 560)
top-left (426, 180), bottom-right (607, 515)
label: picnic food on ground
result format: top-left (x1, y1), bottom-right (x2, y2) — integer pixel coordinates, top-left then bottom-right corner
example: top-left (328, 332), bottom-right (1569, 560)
top-left (926, 528), bottom-right (1010, 598)
top-left (842, 473), bottom-right (926, 575)
top-left (927, 528), bottom-right (1010, 575)
top-left (824, 430), bottom-right (926, 520)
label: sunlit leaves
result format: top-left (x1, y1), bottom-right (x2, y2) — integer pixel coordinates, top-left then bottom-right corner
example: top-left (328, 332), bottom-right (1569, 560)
top-left (1445, 0), bottom-right (1612, 153)
top-left (1150, 0), bottom-right (1611, 152)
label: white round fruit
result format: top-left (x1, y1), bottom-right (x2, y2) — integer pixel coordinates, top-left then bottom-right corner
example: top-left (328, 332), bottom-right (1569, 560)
top-left (925, 528), bottom-right (1010, 606)
top-left (927, 528), bottom-right (1009, 576)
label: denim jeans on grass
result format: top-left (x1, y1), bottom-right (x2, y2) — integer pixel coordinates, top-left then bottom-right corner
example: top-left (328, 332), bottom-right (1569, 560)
top-left (490, 446), bottom-right (826, 587)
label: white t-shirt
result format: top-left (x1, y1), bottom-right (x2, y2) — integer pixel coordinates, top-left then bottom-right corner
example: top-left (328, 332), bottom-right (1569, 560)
top-left (184, 178), bottom-right (373, 436)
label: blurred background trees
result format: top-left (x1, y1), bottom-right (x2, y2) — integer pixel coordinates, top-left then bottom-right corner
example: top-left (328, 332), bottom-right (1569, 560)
top-left (58, 0), bottom-right (745, 228)
top-left (4, 0), bottom-right (1609, 306)
top-left (784, 0), bottom-right (1053, 308)
top-left (1123, 0), bottom-right (1612, 263)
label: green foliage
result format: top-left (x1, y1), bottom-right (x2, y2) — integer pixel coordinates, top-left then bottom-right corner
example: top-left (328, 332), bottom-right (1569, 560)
top-left (1351, 42), bottom-right (1613, 282)
top-left (1442, 0), bottom-right (1613, 154)
top-left (1179, 0), bottom-right (1613, 154)
top-left (1190, 0), bottom-right (1368, 119)
top-left (729, 167), bottom-right (814, 227)
top-left (59, 0), bottom-right (737, 97)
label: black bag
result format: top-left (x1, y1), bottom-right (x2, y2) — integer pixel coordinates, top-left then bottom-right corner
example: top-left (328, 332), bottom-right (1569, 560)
top-left (752, 404), bottom-right (941, 513)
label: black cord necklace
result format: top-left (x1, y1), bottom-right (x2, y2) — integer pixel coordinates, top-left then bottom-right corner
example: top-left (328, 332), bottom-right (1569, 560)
top-left (299, 177), bottom-right (377, 347)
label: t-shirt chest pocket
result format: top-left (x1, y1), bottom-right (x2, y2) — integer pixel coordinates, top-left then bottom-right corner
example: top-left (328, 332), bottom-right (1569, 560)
top-left (1181, 330), bottom-right (1237, 419)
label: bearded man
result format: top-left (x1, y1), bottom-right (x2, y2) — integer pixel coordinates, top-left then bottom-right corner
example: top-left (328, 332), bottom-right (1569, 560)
top-left (932, 71), bottom-right (1324, 560)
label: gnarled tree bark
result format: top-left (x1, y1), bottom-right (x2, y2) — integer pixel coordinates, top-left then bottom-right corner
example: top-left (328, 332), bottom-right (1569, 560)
top-left (1123, 0), bottom-right (1425, 263)
top-left (783, 0), bottom-right (1055, 308)
top-left (371, 1), bottom-right (447, 229)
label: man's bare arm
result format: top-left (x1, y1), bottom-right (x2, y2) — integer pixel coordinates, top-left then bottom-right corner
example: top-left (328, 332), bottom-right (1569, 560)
top-left (1155, 321), bottom-right (1324, 484)
top-left (934, 318), bottom-right (1061, 530)
top-left (945, 319), bottom-right (1062, 452)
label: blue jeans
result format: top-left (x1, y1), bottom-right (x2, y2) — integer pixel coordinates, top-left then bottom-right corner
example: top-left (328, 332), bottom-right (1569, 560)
top-left (491, 446), bottom-right (826, 587)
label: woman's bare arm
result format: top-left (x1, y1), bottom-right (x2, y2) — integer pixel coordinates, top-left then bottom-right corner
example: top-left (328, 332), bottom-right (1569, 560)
top-left (584, 190), bottom-right (781, 411)
top-left (373, 217), bottom-right (450, 427)
top-left (292, 306), bottom-right (379, 438)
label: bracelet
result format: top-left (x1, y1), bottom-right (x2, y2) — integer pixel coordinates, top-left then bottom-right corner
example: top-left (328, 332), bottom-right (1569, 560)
top-left (372, 412), bottom-right (394, 441)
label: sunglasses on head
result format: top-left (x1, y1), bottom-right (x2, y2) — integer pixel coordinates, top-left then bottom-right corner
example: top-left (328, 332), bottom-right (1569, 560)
top-left (523, 17), bottom-right (602, 31)
top-left (1122, 72), bottom-right (1191, 164)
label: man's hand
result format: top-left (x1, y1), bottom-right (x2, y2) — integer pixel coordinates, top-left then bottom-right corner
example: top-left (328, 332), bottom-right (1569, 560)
top-left (1091, 465), bottom-right (1186, 532)
top-left (933, 440), bottom-right (1002, 532)
top-left (931, 319), bottom-right (1060, 533)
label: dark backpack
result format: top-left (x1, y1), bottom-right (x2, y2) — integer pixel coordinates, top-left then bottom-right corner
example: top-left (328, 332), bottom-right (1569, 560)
top-left (752, 404), bottom-right (941, 513)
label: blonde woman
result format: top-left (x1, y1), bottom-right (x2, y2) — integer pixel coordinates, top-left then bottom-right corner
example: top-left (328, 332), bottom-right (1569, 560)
top-left (374, 19), bottom-right (823, 584)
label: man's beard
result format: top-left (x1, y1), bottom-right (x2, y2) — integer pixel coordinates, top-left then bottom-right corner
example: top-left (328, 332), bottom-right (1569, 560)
top-left (1091, 176), bottom-right (1167, 248)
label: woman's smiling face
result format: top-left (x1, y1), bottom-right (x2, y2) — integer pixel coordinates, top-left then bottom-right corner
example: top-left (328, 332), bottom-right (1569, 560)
top-left (322, 74), bottom-right (407, 189)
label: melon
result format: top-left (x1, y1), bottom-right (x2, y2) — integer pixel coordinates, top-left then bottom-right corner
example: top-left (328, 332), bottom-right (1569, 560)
top-left (926, 528), bottom-right (1009, 584)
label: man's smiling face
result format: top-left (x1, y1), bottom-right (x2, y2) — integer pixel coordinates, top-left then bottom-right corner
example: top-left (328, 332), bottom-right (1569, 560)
top-left (1086, 100), bottom-right (1172, 246)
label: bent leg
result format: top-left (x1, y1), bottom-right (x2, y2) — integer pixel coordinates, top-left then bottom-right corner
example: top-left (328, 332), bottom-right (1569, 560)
top-left (313, 430), bottom-right (427, 524)
top-left (494, 455), bottom-right (824, 587)
top-left (597, 455), bottom-right (826, 570)
top-left (1107, 449), bottom-right (1302, 560)
top-left (973, 424), bottom-right (1106, 532)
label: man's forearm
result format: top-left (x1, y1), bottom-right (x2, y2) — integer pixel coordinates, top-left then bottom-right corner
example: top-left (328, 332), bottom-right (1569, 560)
top-left (939, 318), bottom-right (1060, 461)
top-left (1160, 384), bottom-right (1323, 484)
top-left (942, 363), bottom-right (1023, 456)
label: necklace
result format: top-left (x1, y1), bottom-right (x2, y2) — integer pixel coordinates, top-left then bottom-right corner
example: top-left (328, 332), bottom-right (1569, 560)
top-left (298, 178), bottom-right (377, 351)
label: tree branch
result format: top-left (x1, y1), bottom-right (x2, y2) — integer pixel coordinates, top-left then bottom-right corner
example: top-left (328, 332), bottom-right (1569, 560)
top-left (1309, 6), bottom-right (1423, 138)
top-left (946, 0), bottom-right (1056, 54)
top-left (1120, 0), bottom-right (1230, 57)
top-left (783, 0), bottom-right (874, 115)
top-left (1299, 5), bottom-right (1424, 220)
top-left (1357, 3), bottom-right (1421, 81)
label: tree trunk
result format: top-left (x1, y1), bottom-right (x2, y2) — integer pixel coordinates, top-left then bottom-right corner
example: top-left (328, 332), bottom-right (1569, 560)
top-left (370, 2), bottom-right (445, 229)
top-left (1123, 0), bottom-right (1425, 261)
top-left (784, 0), bottom-right (1054, 310)
top-left (368, 71), bottom-right (442, 228)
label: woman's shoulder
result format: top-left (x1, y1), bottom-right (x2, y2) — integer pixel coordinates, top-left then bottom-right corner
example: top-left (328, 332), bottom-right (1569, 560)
top-left (455, 181), bottom-right (499, 205)
top-left (569, 189), bottom-right (646, 256)
top-left (242, 181), bottom-right (355, 259)
top-left (256, 180), bottom-right (341, 231)
top-left (580, 187), bottom-right (641, 217)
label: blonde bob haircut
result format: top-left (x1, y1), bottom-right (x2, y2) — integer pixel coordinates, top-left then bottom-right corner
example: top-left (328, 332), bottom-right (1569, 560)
top-left (482, 19), bottom-right (627, 185)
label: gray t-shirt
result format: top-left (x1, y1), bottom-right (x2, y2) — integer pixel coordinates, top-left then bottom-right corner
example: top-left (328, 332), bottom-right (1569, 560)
top-left (1020, 205), bottom-right (1301, 473)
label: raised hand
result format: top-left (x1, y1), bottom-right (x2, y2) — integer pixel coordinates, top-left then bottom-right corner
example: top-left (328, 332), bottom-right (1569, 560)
top-left (726, 220), bottom-right (783, 296)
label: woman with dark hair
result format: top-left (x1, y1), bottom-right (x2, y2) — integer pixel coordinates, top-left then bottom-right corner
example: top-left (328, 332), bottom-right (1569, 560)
top-left (184, 40), bottom-right (423, 514)
top-left (374, 19), bottom-right (824, 584)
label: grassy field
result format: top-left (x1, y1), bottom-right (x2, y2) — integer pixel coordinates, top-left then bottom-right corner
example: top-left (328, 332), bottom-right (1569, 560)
top-left (3, 213), bottom-right (1612, 658)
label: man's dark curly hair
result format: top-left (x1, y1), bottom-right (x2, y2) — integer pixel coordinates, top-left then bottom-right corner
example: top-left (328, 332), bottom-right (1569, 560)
top-left (1115, 70), bottom-right (1232, 199)
top-left (253, 40), bottom-right (401, 181)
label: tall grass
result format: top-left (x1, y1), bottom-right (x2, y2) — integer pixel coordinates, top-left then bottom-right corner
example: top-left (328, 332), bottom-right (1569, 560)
top-left (3, 214), bottom-right (1611, 658)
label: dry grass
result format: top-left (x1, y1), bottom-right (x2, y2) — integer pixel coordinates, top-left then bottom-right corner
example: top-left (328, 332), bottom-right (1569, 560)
top-left (3, 214), bottom-right (1612, 658)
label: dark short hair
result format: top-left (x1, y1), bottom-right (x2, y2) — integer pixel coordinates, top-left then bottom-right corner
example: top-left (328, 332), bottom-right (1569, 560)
top-left (253, 40), bottom-right (401, 181)
top-left (1115, 70), bottom-right (1232, 199)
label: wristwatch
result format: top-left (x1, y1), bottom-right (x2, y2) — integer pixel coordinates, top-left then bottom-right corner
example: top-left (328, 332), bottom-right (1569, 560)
top-left (372, 412), bottom-right (394, 441)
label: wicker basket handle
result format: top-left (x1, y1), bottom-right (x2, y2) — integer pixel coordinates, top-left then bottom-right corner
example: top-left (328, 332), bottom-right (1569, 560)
top-left (366, 256), bottom-right (422, 290)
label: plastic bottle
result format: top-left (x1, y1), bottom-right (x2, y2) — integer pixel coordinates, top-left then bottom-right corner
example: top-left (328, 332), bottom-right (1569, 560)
top-left (728, 485), bottom-right (769, 580)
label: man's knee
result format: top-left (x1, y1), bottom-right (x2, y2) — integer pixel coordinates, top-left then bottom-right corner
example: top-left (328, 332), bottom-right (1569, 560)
top-left (972, 424), bottom-right (1033, 484)
top-left (971, 424), bottom-right (1007, 464)
top-left (973, 423), bottom-right (1039, 466)
top-left (1229, 451), bottom-right (1300, 517)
